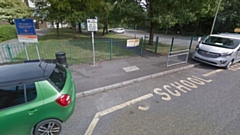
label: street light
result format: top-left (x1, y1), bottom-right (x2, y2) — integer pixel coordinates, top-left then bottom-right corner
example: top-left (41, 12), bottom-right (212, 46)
top-left (210, 0), bottom-right (222, 34)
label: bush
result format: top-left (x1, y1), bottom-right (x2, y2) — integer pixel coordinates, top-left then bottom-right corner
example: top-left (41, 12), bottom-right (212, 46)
top-left (0, 25), bottom-right (17, 42)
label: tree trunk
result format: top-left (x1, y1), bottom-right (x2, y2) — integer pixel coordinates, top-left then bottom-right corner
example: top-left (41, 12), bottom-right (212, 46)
top-left (106, 24), bottom-right (109, 34)
top-left (78, 23), bottom-right (82, 33)
top-left (149, 22), bottom-right (156, 45)
top-left (102, 23), bottom-right (107, 36)
top-left (24, 0), bottom-right (29, 7)
top-left (57, 23), bottom-right (59, 37)
top-left (102, 26), bottom-right (105, 36)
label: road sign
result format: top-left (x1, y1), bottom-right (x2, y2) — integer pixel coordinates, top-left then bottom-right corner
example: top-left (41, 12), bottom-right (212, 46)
top-left (14, 18), bottom-right (38, 43)
top-left (87, 19), bottom-right (98, 32)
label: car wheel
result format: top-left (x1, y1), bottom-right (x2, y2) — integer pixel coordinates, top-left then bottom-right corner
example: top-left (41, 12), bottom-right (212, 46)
top-left (33, 119), bottom-right (62, 135)
top-left (225, 61), bottom-right (233, 69)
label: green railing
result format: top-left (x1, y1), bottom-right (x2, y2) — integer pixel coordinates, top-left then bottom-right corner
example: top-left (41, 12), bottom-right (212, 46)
top-left (0, 38), bottom-right (142, 65)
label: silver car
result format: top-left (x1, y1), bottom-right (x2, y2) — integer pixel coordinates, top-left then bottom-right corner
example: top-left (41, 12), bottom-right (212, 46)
top-left (192, 33), bottom-right (240, 69)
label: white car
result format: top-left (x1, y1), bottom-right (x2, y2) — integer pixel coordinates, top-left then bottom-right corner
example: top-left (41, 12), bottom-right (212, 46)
top-left (113, 28), bottom-right (125, 34)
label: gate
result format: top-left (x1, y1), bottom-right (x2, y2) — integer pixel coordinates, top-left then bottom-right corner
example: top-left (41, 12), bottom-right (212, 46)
top-left (167, 49), bottom-right (190, 67)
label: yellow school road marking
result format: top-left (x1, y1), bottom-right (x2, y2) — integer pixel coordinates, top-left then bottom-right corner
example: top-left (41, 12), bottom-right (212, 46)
top-left (138, 105), bottom-right (150, 111)
top-left (84, 93), bottom-right (153, 135)
top-left (229, 63), bottom-right (240, 71)
top-left (84, 62), bottom-right (240, 135)
top-left (202, 69), bottom-right (224, 77)
top-left (202, 63), bottom-right (240, 77)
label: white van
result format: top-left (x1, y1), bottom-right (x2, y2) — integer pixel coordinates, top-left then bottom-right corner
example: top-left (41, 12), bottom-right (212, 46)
top-left (192, 33), bottom-right (240, 69)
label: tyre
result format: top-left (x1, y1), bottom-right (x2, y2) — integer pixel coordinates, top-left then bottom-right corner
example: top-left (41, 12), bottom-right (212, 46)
top-left (225, 60), bottom-right (233, 69)
top-left (33, 119), bottom-right (62, 135)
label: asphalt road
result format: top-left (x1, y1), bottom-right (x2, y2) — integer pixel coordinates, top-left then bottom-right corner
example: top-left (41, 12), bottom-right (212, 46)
top-left (60, 63), bottom-right (240, 135)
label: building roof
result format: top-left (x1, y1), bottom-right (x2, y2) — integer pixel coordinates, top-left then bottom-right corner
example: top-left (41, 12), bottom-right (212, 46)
top-left (0, 60), bottom-right (55, 87)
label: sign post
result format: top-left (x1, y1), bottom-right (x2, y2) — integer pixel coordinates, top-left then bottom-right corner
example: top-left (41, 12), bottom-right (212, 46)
top-left (87, 19), bottom-right (98, 66)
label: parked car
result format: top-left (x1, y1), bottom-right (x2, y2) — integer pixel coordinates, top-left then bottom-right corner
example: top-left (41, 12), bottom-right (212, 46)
top-left (113, 28), bottom-right (125, 34)
top-left (192, 33), bottom-right (240, 69)
top-left (0, 60), bottom-right (76, 135)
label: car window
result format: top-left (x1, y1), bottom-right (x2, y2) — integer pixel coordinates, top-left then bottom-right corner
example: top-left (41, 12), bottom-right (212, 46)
top-left (0, 85), bottom-right (25, 109)
top-left (0, 83), bottom-right (37, 110)
top-left (203, 36), bottom-right (240, 49)
top-left (48, 64), bottom-right (66, 91)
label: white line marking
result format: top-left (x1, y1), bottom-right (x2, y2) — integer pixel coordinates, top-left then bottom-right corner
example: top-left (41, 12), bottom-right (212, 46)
top-left (84, 93), bottom-right (153, 135)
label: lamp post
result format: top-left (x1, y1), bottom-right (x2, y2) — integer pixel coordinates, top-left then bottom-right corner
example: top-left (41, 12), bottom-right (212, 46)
top-left (210, 0), bottom-right (222, 34)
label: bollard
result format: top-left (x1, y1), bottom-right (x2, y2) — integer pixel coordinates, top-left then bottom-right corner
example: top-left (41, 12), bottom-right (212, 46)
top-left (55, 51), bottom-right (68, 68)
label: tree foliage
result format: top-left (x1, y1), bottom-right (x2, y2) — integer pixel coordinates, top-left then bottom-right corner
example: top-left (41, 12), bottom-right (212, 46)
top-left (86, 0), bottom-right (114, 35)
top-left (30, 0), bottom-right (240, 40)
top-left (0, 0), bottom-right (32, 24)
top-left (215, 0), bottom-right (240, 33)
top-left (34, 0), bottom-right (87, 36)
top-left (108, 0), bottom-right (220, 44)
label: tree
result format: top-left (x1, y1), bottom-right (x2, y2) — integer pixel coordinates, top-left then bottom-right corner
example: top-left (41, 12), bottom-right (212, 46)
top-left (110, 0), bottom-right (146, 31)
top-left (111, 0), bottom-right (219, 45)
top-left (85, 0), bottom-right (114, 36)
top-left (0, 0), bottom-right (31, 24)
top-left (215, 0), bottom-right (240, 33)
top-left (34, 0), bottom-right (87, 36)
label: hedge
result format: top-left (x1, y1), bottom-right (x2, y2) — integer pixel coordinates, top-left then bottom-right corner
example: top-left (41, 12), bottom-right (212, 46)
top-left (0, 25), bottom-right (17, 43)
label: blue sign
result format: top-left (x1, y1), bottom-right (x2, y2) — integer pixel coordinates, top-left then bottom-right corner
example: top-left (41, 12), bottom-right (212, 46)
top-left (14, 18), bottom-right (38, 43)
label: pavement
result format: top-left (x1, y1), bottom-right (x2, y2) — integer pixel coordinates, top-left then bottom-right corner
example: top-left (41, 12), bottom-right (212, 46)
top-left (70, 52), bottom-right (199, 98)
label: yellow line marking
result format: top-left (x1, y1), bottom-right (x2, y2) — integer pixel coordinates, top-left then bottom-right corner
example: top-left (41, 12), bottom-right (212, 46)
top-left (202, 69), bottom-right (223, 77)
top-left (138, 105), bottom-right (150, 111)
top-left (84, 93), bottom-right (154, 135)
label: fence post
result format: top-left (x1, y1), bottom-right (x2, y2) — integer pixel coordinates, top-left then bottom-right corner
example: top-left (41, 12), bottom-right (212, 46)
top-left (68, 41), bottom-right (72, 65)
top-left (140, 37), bottom-right (143, 56)
top-left (6, 44), bottom-right (13, 62)
top-left (110, 39), bottom-right (112, 60)
top-left (154, 36), bottom-right (159, 54)
top-left (170, 37), bottom-right (174, 53)
top-left (189, 36), bottom-right (193, 53)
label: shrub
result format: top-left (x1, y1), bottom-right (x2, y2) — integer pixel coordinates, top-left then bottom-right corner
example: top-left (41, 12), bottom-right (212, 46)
top-left (0, 25), bottom-right (17, 42)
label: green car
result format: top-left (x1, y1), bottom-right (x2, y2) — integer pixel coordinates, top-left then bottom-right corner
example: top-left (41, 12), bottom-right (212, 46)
top-left (0, 60), bottom-right (76, 135)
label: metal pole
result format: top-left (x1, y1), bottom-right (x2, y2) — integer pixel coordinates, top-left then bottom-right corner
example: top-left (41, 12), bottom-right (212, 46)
top-left (170, 37), bottom-right (174, 53)
top-left (140, 37), bottom-right (143, 56)
top-left (154, 36), bottom-right (159, 54)
top-left (35, 43), bottom-right (41, 59)
top-left (210, 0), bottom-right (221, 34)
top-left (110, 39), bottom-right (112, 60)
top-left (134, 25), bottom-right (137, 38)
top-left (92, 32), bottom-right (96, 66)
top-left (24, 42), bottom-right (29, 60)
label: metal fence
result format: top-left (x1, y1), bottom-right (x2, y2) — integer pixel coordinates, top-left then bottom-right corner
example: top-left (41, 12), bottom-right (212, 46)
top-left (0, 38), bottom-right (143, 65)
top-left (167, 49), bottom-right (190, 67)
